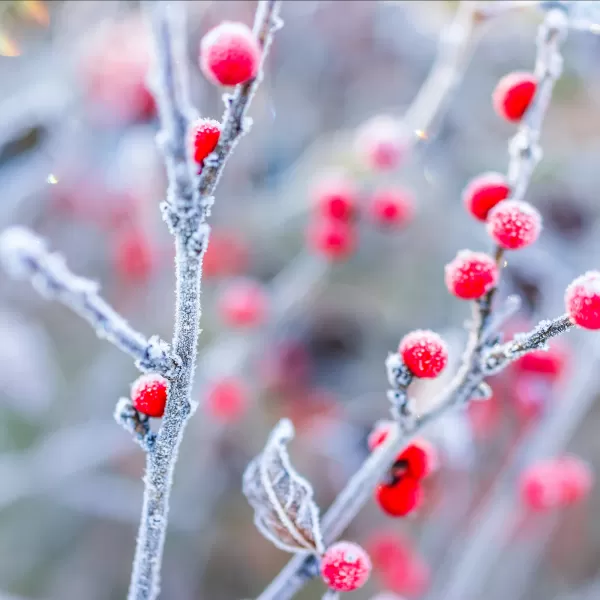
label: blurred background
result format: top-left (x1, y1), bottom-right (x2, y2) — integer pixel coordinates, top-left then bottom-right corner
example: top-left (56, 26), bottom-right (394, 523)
top-left (1, 1), bottom-right (600, 599)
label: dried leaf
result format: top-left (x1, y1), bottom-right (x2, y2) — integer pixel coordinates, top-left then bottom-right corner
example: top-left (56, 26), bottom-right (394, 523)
top-left (242, 418), bottom-right (324, 555)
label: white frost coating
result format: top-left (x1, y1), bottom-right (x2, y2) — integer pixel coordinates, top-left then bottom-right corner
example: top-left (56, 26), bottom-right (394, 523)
top-left (0, 227), bottom-right (177, 377)
top-left (243, 419), bottom-right (325, 555)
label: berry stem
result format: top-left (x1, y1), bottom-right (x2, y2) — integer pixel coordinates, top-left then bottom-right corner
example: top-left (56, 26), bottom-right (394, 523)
top-left (127, 3), bottom-right (282, 600)
top-left (0, 227), bottom-right (177, 377)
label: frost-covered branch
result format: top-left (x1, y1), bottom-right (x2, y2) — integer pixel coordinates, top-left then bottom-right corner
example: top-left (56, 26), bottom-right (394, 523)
top-left (477, 5), bottom-right (568, 327)
top-left (196, 0), bottom-right (282, 202)
top-left (483, 313), bottom-right (573, 373)
top-left (127, 2), bottom-right (283, 600)
top-left (0, 227), bottom-right (178, 377)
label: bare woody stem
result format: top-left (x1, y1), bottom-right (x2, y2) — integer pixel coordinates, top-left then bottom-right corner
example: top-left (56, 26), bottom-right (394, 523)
top-left (0, 227), bottom-right (177, 377)
top-left (128, 2), bottom-right (282, 600)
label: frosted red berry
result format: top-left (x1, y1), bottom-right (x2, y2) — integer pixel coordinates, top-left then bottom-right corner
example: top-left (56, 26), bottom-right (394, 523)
top-left (556, 456), bottom-right (594, 505)
top-left (307, 219), bottom-right (356, 261)
top-left (487, 200), bottom-right (542, 250)
top-left (444, 250), bottom-right (499, 300)
top-left (312, 174), bottom-right (358, 222)
top-left (368, 186), bottom-right (415, 228)
top-left (354, 115), bottom-right (408, 171)
top-left (199, 21), bottom-right (260, 86)
top-left (368, 420), bottom-right (394, 451)
top-left (189, 118), bottom-right (221, 164)
top-left (462, 172), bottom-right (511, 221)
top-left (320, 541), bottom-right (372, 592)
top-left (376, 478), bottom-right (423, 517)
top-left (399, 330), bottom-right (448, 379)
top-left (493, 71), bottom-right (537, 122)
top-left (206, 377), bottom-right (248, 422)
top-left (131, 374), bottom-right (168, 418)
top-left (219, 278), bottom-right (268, 328)
top-left (565, 271), bottom-right (600, 330)
top-left (397, 438), bottom-right (438, 480)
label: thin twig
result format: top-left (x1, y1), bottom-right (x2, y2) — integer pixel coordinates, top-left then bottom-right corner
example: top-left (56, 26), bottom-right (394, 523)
top-left (128, 2), bottom-right (282, 600)
top-left (0, 227), bottom-right (178, 377)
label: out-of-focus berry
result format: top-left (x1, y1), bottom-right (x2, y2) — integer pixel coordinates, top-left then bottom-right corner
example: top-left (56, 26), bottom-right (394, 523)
top-left (206, 377), bottom-right (248, 422)
top-left (354, 115), bottom-right (408, 171)
top-left (368, 187), bottom-right (415, 229)
top-left (462, 172), bottom-right (510, 221)
top-left (199, 21), bottom-right (261, 86)
top-left (114, 229), bottom-right (156, 281)
top-left (312, 174), bottom-right (358, 222)
top-left (493, 72), bottom-right (537, 122)
top-left (218, 278), bottom-right (269, 328)
top-left (307, 219), bottom-right (357, 261)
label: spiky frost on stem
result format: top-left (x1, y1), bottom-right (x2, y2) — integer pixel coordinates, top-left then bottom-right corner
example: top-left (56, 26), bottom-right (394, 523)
top-left (0, 227), bottom-right (178, 377)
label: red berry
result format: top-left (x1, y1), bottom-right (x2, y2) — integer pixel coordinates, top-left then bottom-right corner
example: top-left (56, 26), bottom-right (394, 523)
top-left (519, 461), bottom-right (564, 511)
top-left (365, 532), bottom-right (413, 571)
top-left (368, 186), bottom-right (415, 229)
top-left (492, 71), bottom-right (537, 122)
top-left (199, 21), bottom-right (261, 86)
top-left (114, 228), bottom-right (155, 281)
top-left (516, 340), bottom-right (568, 379)
top-left (399, 330), bottom-right (448, 379)
top-left (376, 478), bottom-right (422, 517)
top-left (218, 278), bottom-right (268, 328)
top-left (189, 118), bottom-right (221, 164)
top-left (487, 200), bottom-right (542, 250)
top-left (397, 438), bottom-right (438, 480)
top-left (312, 174), bottom-right (358, 222)
top-left (307, 218), bottom-right (356, 261)
top-left (131, 374), bottom-right (168, 418)
top-left (565, 271), bottom-right (600, 330)
top-left (206, 377), bottom-right (248, 422)
top-left (444, 250), bottom-right (499, 300)
top-left (556, 456), bottom-right (594, 505)
top-left (320, 541), bottom-right (372, 592)
top-left (462, 172), bottom-right (511, 221)
top-left (354, 115), bottom-right (408, 171)
top-left (513, 374), bottom-right (549, 422)
top-left (368, 420), bottom-right (394, 451)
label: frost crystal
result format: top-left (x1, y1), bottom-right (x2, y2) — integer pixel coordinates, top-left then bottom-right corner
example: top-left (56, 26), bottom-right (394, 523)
top-left (242, 419), bottom-right (325, 555)
top-left (0, 226), bottom-right (46, 278)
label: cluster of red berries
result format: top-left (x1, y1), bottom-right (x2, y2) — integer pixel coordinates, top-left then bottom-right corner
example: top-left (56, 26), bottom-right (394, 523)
top-left (306, 171), bottom-right (415, 261)
top-left (320, 541), bottom-right (372, 592)
top-left (519, 456), bottom-right (594, 511)
top-left (445, 71), bottom-right (544, 301)
top-left (370, 421), bottom-right (438, 517)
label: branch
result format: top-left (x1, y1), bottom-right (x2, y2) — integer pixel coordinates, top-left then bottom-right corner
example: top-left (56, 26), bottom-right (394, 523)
top-left (127, 3), bottom-right (282, 600)
top-left (0, 227), bottom-right (178, 377)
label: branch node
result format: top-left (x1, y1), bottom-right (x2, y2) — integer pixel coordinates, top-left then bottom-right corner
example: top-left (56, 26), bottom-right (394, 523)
top-left (114, 397), bottom-right (156, 452)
